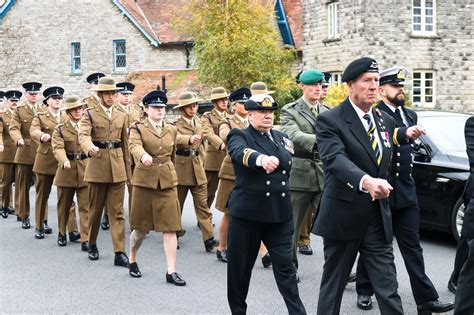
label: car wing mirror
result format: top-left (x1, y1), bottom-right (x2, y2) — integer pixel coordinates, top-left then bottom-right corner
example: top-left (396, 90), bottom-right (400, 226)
top-left (413, 140), bottom-right (432, 163)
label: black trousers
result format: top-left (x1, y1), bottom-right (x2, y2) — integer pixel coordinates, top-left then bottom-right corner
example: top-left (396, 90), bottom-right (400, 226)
top-left (356, 204), bottom-right (438, 304)
top-left (450, 234), bottom-right (470, 286)
top-left (454, 238), bottom-right (474, 315)
top-left (318, 212), bottom-right (403, 315)
top-left (227, 215), bottom-right (306, 315)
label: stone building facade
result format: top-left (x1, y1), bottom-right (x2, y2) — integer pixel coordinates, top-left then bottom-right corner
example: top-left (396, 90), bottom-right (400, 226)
top-left (0, 0), bottom-right (192, 98)
top-left (303, 0), bottom-right (474, 112)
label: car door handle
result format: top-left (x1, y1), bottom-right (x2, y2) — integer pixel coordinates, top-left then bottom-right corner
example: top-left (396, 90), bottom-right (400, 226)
top-left (436, 177), bottom-right (450, 183)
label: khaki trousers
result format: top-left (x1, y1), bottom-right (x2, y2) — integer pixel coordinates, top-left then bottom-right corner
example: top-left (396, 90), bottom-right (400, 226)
top-left (177, 184), bottom-right (214, 241)
top-left (298, 208), bottom-right (313, 247)
top-left (57, 186), bottom-right (89, 242)
top-left (34, 173), bottom-right (55, 229)
top-left (0, 162), bottom-right (16, 209)
top-left (205, 170), bottom-right (219, 208)
top-left (87, 182), bottom-right (126, 252)
top-left (16, 164), bottom-right (33, 219)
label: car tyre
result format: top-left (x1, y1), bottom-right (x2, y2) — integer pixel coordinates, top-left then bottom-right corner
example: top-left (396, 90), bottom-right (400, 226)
top-left (451, 197), bottom-right (465, 243)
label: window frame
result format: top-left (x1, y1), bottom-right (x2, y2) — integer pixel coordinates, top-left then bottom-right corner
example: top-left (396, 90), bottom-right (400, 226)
top-left (71, 42), bottom-right (81, 74)
top-left (412, 0), bottom-right (436, 35)
top-left (412, 70), bottom-right (436, 108)
top-left (329, 72), bottom-right (342, 84)
top-left (327, 2), bottom-right (339, 39)
top-left (113, 39), bottom-right (127, 72)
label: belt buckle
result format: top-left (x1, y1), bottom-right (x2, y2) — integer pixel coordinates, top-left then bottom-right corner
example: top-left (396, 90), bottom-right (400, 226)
top-left (106, 141), bottom-right (114, 149)
top-left (75, 153), bottom-right (81, 160)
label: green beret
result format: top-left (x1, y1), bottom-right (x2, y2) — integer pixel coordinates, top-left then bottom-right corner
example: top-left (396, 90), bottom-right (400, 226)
top-left (299, 69), bottom-right (324, 85)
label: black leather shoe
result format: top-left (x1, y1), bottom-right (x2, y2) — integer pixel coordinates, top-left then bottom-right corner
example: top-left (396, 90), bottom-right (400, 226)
top-left (43, 221), bottom-right (52, 234)
top-left (17, 215), bottom-right (22, 222)
top-left (88, 244), bottom-right (99, 261)
top-left (34, 228), bottom-right (45, 239)
top-left (81, 242), bottom-right (89, 252)
top-left (57, 233), bottom-right (67, 247)
top-left (417, 300), bottom-right (454, 314)
top-left (262, 253), bottom-right (271, 268)
top-left (204, 237), bottom-right (219, 252)
top-left (22, 217), bottom-right (31, 229)
top-left (357, 295), bottom-right (373, 310)
top-left (7, 207), bottom-right (14, 214)
top-left (101, 214), bottom-right (109, 230)
top-left (176, 229), bottom-right (186, 238)
top-left (114, 252), bottom-right (130, 268)
top-left (129, 262), bottom-right (142, 278)
top-left (216, 249), bottom-right (228, 263)
top-left (347, 272), bottom-right (357, 283)
top-left (69, 231), bottom-right (81, 242)
top-left (1, 207), bottom-right (8, 218)
top-left (298, 244), bottom-right (313, 255)
top-left (166, 272), bottom-right (186, 286)
top-left (447, 280), bottom-right (457, 294)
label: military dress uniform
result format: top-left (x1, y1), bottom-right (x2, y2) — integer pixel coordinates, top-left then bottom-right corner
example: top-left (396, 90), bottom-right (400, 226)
top-left (201, 87), bottom-right (229, 208)
top-left (0, 95), bottom-right (19, 218)
top-left (79, 77), bottom-right (131, 263)
top-left (51, 96), bottom-right (90, 248)
top-left (280, 69), bottom-right (328, 268)
top-left (226, 94), bottom-right (306, 315)
top-left (9, 94), bottom-right (46, 227)
top-left (83, 72), bottom-right (105, 109)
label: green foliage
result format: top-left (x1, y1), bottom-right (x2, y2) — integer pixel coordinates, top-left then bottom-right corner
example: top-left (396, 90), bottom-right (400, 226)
top-left (325, 83), bottom-right (349, 107)
top-left (177, 0), bottom-right (297, 118)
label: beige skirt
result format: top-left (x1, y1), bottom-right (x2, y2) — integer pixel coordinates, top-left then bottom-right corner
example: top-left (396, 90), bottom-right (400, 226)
top-left (130, 185), bottom-right (181, 232)
top-left (215, 178), bottom-right (235, 214)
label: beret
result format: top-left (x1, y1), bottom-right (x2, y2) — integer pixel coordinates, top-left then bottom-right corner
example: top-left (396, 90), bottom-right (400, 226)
top-left (299, 69), bottom-right (324, 85)
top-left (341, 57), bottom-right (379, 82)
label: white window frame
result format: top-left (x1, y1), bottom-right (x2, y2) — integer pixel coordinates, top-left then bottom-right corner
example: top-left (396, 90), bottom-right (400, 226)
top-left (113, 40), bottom-right (127, 72)
top-left (329, 72), bottom-right (342, 84)
top-left (71, 42), bottom-right (81, 74)
top-left (327, 2), bottom-right (339, 39)
top-left (412, 70), bottom-right (436, 108)
top-left (412, 0), bottom-right (436, 35)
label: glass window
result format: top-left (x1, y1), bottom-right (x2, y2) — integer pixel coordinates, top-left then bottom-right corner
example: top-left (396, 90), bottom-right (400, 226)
top-left (71, 42), bottom-right (81, 73)
top-left (114, 40), bottom-right (127, 72)
top-left (327, 2), bottom-right (339, 38)
top-left (412, 71), bottom-right (436, 107)
top-left (412, 0), bottom-right (436, 34)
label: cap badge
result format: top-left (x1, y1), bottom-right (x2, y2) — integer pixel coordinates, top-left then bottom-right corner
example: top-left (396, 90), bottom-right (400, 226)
top-left (262, 98), bottom-right (273, 107)
top-left (397, 71), bottom-right (405, 80)
top-left (370, 61), bottom-right (378, 69)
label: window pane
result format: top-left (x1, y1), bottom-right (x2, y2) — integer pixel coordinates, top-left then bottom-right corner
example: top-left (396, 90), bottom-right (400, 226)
top-left (414, 0), bottom-right (421, 7)
top-left (116, 42), bottom-right (126, 54)
top-left (414, 8), bottom-right (421, 15)
top-left (426, 0), bottom-right (433, 8)
top-left (413, 24), bottom-right (421, 31)
top-left (425, 88), bottom-right (433, 96)
top-left (425, 80), bottom-right (432, 87)
top-left (116, 55), bottom-right (126, 68)
top-left (425, 96), bottom-right (433, 102)
top-left (426, 17), bottom-right (433, 24)
top-left (425, 25), bottom-right (433, 32)
top-left (413, 88), bottom-right (421, 95)
top-left (426, 8), bottom-right (433, 16)
top-left (413, 96), bottom-right (421, 102)
top-left (73, 58), bottom-right (81, 71)
top-left (414, 73), bottom-right (421, 79)
top-left (425, 73), bottom-right (433, 79)
top-left (414, 16), bottom-right (421, 23)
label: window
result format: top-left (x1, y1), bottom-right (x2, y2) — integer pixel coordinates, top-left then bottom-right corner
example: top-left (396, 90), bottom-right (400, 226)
top-left (327, 2), bottom-right (339, 38)
top-left (329, 72), bottom-right (342, 84)
top-left (412, 71), bottom-right (435, 107)
top-left (71, 42), bottom-right (81, 73)
top-left (412, 0), bottom-right (436, 34)
top-left (113, 40), bottom-right (126, 72)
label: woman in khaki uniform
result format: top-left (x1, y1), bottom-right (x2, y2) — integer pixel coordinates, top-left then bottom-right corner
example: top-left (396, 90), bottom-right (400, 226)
top-left (30, 87), bottom-right (79, 240)
top-left (128, 90), bottom-right (185, 286)
top-left (0, 91), bottom-right (21, 218)
top-left (52, 96), bottom-right (89, 250)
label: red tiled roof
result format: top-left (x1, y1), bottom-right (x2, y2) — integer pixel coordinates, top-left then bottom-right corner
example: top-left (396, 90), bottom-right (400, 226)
top-left (281, 0), bottom-right (303, 50)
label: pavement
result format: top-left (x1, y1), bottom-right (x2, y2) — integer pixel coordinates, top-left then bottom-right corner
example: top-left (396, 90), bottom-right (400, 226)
top-left (0, 188), bottom-right (457, 314)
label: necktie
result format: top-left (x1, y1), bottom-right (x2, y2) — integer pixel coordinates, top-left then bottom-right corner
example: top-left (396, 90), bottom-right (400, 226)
top-left (105, 109), bottom-right (111, 119)
top-left (155, 124), bottom-right (162, 135)
top-left (263, 132), bottom-right (277, 147)
top-left (311, 105), bottom-right (319, 117)
top-left (394, 108), bottom-right (406, 126)
top-left (244, 119), bottom-right (249, 127)
top-left (74, 123), bottom-right (80, 133)
top-left (363, 114), bottom-right (381, 166)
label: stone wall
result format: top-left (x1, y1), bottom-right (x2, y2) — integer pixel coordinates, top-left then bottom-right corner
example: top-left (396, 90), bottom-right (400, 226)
top-left (0, 0), bottom-right (192, 99)
top-left (303, 0), bottom-right (474, 112)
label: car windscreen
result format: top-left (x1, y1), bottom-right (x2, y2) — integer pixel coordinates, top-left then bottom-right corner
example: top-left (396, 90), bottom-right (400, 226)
top-left (418, 115), bottom-right (469, 155)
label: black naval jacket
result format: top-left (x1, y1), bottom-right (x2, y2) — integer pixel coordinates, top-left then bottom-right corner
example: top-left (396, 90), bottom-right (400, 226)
top-left (312, 98), bottom-right (409, 242)
top-left (377, 101), bottom-right (418, 209)
top-left (227, 125), bottom-right (294, 223)
top-left (462, 116), bottom-right (474, 238)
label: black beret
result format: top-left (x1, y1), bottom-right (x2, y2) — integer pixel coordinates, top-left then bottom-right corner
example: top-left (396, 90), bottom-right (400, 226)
top-left (341, 57), bottom-right (379, 83)
top-left (116, 82), bottom-right (135, 94)
top-left (142, 90), bottom-right (167, 107)
top-left (229, 87), bottom-right (251, 103)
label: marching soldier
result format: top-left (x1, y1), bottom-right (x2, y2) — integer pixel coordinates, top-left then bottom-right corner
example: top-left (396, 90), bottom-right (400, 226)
top-left (51, 96), bottom-right (90, 250)
top-left (9, 82), bottom-right (45, 229)
top-left (79, 77), bottom-right (131, 267)
top-left (115, 82), bottom-right (142, 126)
top-left (127, 90), bottom-right (186, 286)
top-left (201, 87), bottom-right (229, 208)
top-left (280, 69), bottom-right (327, 270)
top-left (226, 93), bottom-right (306, 314)
top-left (173, 91), bottom-right (218, 252)
top-left (0, 91), bottom-right (21, 218)
top-left (215, 87), bottom-right (250, 263)
top-left (83, 73), bottom-right (105, 109)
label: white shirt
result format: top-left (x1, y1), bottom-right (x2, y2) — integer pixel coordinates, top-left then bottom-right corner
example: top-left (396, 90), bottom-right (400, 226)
top-left (385, 102), bottom-right (408, 126)
top-left (100, 104), bottom-right (113, 118)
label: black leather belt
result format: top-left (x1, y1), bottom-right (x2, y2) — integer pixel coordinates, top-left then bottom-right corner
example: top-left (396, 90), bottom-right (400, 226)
top-left (176, 149), bottom-right (199, 157)
top-left (66, 153), bottom-right (88, 160)
top-left (92, 140), bottom-right (122, 149)
top-left (293, 151), bottom-right (320, 161)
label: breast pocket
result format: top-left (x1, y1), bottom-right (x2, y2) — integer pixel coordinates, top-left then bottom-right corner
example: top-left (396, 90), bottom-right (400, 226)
top-left (92, 123), bottom-right (106, 138)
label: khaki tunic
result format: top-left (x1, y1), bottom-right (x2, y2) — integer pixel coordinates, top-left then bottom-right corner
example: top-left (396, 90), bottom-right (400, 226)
top-left (174, 116), bottom-right (207, 186)
top-left (129, 120), bottom-right (181, 232)
top-left (83, 95), bottom-right (100, 109)
top-left (30, 111), bottom-right (68, 175)
top-left (115, 104), bottom-right (143, 129)
top-left (79, 105), bottom-right (132, 183)
top-left (0, 110), bottom-right (17, 163)
top-left (201, 108), bottom-right (227, 171)
top-left (0, 109), bottom-right (18, 209)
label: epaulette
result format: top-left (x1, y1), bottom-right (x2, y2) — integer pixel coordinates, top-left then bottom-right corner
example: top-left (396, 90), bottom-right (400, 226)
top-left (169, 120), bottom-right (177, 126)
top-left (285, 101), bottom-right (297, 107)
top-left (85, 106), bottom-right (96, 111)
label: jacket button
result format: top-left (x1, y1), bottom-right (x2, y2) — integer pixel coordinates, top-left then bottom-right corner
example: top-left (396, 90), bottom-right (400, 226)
top-left (410, 164), bottom-right (413, 167)
top-left (159, 147), bottom-right (162, 149)
top-left (397, 153), bottom-right (400, 156)
top-left (282, 181), bottom-right (286, 186)
top-left (396, 163), bottom-right (400, 167)
top-left (396, 173), bottom-right (399, 177)
top-left (266, 181), bottom-right (270, 185)
top-left (281, 193), bottom-right (286, 197)
top-left (266, 192), bottom-right (270, 197)
top-left (282, 170), bottom-right (286, 174)
top-left (289, 161), bottom-right (292, 165)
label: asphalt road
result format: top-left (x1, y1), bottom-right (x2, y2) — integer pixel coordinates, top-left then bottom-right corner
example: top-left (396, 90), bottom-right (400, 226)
top-left (0, 188), bottom-right (457, 314)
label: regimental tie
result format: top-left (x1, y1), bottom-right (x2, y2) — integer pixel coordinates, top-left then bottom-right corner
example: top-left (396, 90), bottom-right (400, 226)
top-left (363, 114), bottom-right (382, 165)
top-left (394, 108), bottom-right (406, 127)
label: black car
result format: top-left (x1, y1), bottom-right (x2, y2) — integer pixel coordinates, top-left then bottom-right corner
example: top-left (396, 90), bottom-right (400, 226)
top-left (412, 111), bottom-right (470, 241)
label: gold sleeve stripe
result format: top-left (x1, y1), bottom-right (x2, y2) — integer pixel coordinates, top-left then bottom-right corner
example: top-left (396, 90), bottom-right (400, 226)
top-left (243, 148), bottom-right (256, 167)
top-left (393, 128), bottom-right (400, 146)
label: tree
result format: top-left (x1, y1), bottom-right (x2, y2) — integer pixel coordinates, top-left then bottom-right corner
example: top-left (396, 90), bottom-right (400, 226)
top-left (176, 0), bottom-right (297, 110)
